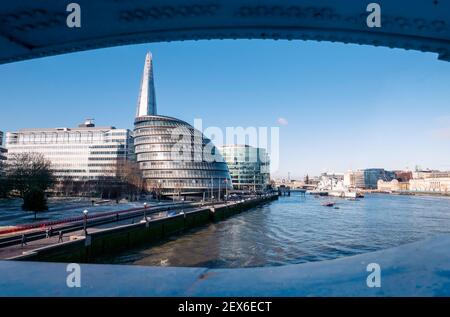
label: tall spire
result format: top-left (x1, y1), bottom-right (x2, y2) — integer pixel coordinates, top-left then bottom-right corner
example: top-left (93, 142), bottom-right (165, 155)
top-left (136, 52), bottom-right (157, 117)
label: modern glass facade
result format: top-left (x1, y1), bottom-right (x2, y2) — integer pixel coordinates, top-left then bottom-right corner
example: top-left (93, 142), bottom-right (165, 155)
top-left (134, 115), bottom-right (231, 197)
top-left (345, 168), bottom-right (395, 189)
top-left (5, 120), bottom-right (134, 181)
top-left (0, 131), bottom-right (6, 162)
top-left (220, 145), bottom-right (270, 190)
top-left (0, 131), bottom-right (7, 177)
top-left (363, 168), bottom-right (395, 189)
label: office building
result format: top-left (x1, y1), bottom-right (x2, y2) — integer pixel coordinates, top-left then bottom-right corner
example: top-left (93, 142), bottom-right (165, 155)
top-left (364, 168), bottom-right (395, 189)
top-left (0, 131), bottom-right (6, 162)
top-left (344, 170), bottom-right (365, 189)
top-left (409, 178), bottom-right (450, 193)
top-left (377, 179), bottom-right (410, 192)
top-left (219, 144), bottom-right (270, 190)
top-left (344, 169), bottom-right (394, 189)
top-left (0, 131), bottom-right (7, 177)
top-left (5, 119), bottom-right (134, 183)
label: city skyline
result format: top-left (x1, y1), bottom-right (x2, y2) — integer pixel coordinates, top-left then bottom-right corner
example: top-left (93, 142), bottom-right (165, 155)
top-left (1, 40), bottom-right (450, 178)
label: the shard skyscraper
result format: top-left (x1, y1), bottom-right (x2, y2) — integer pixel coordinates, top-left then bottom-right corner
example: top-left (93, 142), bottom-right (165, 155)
top-left (136, 52), bottom-right (157, 117)
top-left (133, 52), bottom-right (231, 199)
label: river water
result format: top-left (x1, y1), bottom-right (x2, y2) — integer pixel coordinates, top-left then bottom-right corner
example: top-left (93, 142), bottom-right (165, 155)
top-left (103, 193), bottom-right (450, 268)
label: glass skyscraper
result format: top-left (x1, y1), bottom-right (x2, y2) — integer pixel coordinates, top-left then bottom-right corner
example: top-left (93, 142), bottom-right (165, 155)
top-left (0, 131), bottom-right (7, 177)
top-left (0, 131), bottom-right (6, 162)
top-left (220, 144), bottom-right (270, 191)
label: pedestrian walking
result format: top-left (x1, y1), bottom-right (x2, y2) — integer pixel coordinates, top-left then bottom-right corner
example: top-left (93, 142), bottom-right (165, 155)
top-left (45, 227), bottom-right (50, 239)
top-left (21, 234), bottom-right (27, 247)
top-left (58, 230), bottom-right (63, 243)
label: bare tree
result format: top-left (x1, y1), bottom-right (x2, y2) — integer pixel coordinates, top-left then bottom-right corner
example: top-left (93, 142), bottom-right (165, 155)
top-left (0, 159), bottom-right (9, 198)
top-left (6, 152), bottom-right (55, 219)
top-left (148, 180), bottom-right (163, 200)
top-left (115, 160), bottom-right (144, 201)
top-left (6, 152), bottom-right (54, 197)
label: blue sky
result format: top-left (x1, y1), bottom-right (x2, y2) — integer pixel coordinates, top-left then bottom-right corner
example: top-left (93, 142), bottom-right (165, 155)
top-left (1, 40), bottom-right (449, 178)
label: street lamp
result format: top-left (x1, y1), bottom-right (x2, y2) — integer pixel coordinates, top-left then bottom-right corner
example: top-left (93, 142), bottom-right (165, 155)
top-left (83, 209), bottom-right (89, 236)
top-left (143, 202), bottom-right (148, 222)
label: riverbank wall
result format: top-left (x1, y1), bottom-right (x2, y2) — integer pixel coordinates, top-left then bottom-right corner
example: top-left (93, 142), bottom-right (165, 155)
top-left (370, 190), bottom-right (450, 197)
top-left (10, 195), bottom-right (277, 263)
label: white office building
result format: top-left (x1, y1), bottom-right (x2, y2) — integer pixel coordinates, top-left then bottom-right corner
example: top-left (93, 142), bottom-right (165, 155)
top-left (5, 119), bottom-right (134, 181)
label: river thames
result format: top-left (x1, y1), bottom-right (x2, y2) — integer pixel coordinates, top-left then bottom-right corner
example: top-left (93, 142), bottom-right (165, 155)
top-left (99, 193), bottom-right (450, 268)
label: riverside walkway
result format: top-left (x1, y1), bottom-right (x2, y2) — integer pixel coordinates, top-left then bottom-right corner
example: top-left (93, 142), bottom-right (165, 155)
top-left (0, 202), bottom-right (200, 259)
top-left (0, 196), bottom-right (273, 260)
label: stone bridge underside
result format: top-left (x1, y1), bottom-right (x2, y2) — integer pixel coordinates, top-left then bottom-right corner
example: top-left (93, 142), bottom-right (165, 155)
top-left (0, 0), bottom-right (449, 64)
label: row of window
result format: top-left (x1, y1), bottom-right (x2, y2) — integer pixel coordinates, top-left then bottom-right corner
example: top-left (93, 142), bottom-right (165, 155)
top-left (6, 144), bottom-right (128, 150)
top-left (89, 151), bottom-right (126, 155)
top-left (140, 161), bottom-right (228, 170)
top-left (143, 169), bottom-right (230, 178)
top-left (146, 179), bottom-right (232, 189)
top-left (135, 143), bottom-right (204, 152)
top-left (134, 120), bottom-right (185, 128)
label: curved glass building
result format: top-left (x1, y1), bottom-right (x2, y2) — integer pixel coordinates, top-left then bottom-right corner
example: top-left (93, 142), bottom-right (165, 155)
top-left (134, 53), bottom-right (231, 198)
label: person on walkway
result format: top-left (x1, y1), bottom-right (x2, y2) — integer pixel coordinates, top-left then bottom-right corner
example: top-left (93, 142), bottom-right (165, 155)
top-left (21, 234), bottom-right (27, 247)
top-left (45, 227), bottom-right (50, 239)
top-left (58, 231), bottom-right (63, 243)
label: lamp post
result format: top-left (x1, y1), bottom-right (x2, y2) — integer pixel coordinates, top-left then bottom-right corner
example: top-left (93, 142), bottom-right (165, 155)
top-left (83, 209), bottom-right (88, 236)
top-left (218, 178), bottom-right (221, 202)
top-left (224, 178), bottom-right (228, 201)
top-left (143, 202), bottom-right (148, 222)
top-left (210, 177), bottom-right (213, 202)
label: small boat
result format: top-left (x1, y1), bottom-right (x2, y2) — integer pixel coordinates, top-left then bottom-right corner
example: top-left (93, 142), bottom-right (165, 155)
top-left (309, 190), bottom-right (328, 196)
top-left (321, 201), bottom-right (335, 207)
top-left (328, 190), bottom-right (358, 199)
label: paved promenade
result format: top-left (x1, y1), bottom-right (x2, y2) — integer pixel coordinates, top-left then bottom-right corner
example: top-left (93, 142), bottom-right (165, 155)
top-left (0, 199), bottom-right (247, 259)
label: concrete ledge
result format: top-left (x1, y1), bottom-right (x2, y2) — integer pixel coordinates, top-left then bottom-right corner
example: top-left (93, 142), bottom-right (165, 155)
top-left (1, 234), bottom-right (450, 296)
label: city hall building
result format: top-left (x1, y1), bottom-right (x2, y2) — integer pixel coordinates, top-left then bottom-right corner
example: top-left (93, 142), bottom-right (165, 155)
top-left (134, 53), bottom-right (231, 197)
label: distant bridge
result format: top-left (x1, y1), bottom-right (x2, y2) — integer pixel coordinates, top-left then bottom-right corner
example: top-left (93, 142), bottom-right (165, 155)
top-left (0, 0), bottom-right (449, 64)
